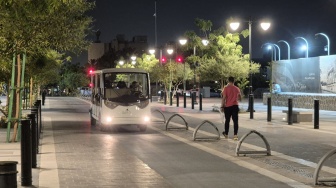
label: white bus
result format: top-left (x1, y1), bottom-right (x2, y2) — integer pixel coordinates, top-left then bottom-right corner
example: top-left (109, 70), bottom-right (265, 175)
top-left (89, 68), bottom-right (151, 131)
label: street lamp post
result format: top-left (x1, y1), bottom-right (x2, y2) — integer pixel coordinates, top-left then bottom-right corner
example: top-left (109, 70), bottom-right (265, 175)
top-left (179, 38), bottom-right (187, 93)
top-left (278, 40), bottom-right (290, 60)
top-left (315, 33), bottom-right (330, 56)
top-left (230, 19), bottom-right (270, 112)
top-left (295, 37), bottom-right (309, 58)
top-left (179, 38), bottom-right (209, 104)
top-left (167, 48), bottom-right (174, 104)
top-left (193, 39), bottom-right (209, 104)
top-left (149, 48), bottom-right (163, 96)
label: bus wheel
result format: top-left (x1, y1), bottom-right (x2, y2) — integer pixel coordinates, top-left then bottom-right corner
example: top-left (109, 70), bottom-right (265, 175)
top-left (139, 125), bottom-right (147, 132)
top-left (90, 115), bottom-right (96, 126)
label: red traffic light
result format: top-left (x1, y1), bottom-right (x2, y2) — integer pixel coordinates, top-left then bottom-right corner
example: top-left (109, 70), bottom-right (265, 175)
top-left (88, 67), bottom-right (94, 74)
top-left (161, 57), bottom-right (166, 63)
top-left (89, 83), bottom-right (93, 87)
top-left (176, 56), bottom-right (183, 63)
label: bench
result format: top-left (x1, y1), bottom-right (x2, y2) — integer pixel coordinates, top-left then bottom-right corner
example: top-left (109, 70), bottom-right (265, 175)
top-left (282, 110), bottom-right (313, 123)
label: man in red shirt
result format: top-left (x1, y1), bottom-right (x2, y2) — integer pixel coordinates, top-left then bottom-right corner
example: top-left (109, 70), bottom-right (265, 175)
top-left (221, 76), bottom-right (241, 140)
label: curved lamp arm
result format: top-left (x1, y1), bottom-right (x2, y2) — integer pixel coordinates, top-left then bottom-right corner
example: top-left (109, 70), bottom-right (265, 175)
top-left (315, 33), bottom-right (330, 56)
top-left (278, 40), bottom-right (290, 60)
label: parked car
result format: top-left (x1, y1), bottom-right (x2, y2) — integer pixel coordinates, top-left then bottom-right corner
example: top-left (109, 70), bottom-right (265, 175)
top-left (158, 89), bottom-right (183, 96)
top-left (210, 89), bottom-right (221, 98)
top-left (185, 88), bottom-right (199, 97)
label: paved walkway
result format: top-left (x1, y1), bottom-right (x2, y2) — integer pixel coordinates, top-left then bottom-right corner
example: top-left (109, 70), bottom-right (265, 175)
top-left (0, 96), bottom-right (335, 187)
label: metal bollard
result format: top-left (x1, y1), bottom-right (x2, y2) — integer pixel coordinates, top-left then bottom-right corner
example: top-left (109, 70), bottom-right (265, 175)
top-left (0, 161), bottom-right (18, 188)
top-left (314, 99), bottom-right (319, 129)
top-left (164, 91), bottom-right (167, 105)
top-left (193, 91), bottom-right (198, 105)
top-left (191, 93), bottom-right (195, 109)
top-left (183, 93), bottom-right (186, 108)
top-left (288, 98), bottom-right (293, 125)
top-left (267, 97), bottom-right (271, 122)
top-left (199, 93), bottom-right (202, 111)
top-left (37, 100), bottom-right (42, 133)
top-left (249, 94), bottom-right (254, 119)
top-left (176, 93), bottom-right (179, 107)
top-left (27, 114), bottom-right (37, 168)
top-left (169, 91), bottom-right (172, 106)
top-left (21, 119), bottom-right (32, 186)
top-left (31, 107), bottom-right (39, 149)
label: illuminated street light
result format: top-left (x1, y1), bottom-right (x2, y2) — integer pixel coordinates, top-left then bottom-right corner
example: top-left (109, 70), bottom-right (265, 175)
top-left (149, 49), bottom-right (155, 55)
top-left (179, 38), bottom-right (187, 45)
top-left (315, 33), bottom-right (330, 56)
top-left (295, 37), bottom-right (309, 58)
top-left (202, 39), bottom-right (209, 46)
top-left (278, 40), bottom-right (290, 60)
top-left (119, 56), bottom-right (136, 67)
top-left (182, 38), bottom-right (209, 105)
top-left (230, 19), bottom-right (271, 113)
top-left (131, 55), bottom-right (136, 65)
top-left (261, 43), bottom-right (276, 61)
top-left (301, 45), bottom-right (307, 51)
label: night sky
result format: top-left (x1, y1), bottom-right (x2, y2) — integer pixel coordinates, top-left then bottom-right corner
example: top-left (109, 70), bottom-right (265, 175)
top-left (74, 0), bottom-right (336, 63)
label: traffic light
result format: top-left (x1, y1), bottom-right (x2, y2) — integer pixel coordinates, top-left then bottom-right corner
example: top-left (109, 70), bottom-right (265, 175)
top-left (161, 56), bottom-right (167, 63)
top-left (176, 56), bottom-right (183, 63)
top-left (88, 67), bottom-right (94, 74)
top-left (89, 83), bottom-right (93, 88)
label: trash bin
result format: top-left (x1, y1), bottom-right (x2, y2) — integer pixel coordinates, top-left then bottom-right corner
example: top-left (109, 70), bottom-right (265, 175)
top-left (0, 161), bottom-right (18, 188)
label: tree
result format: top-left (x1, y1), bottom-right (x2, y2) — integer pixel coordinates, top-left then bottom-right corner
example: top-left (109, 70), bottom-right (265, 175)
top-left (0, 0), bottom-right (94, 142)
top-left (182, 19), bottom-right (260, 93)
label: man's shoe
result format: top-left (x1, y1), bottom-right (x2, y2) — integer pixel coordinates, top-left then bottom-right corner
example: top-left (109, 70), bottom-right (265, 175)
top-left (233, 135), bottom-right (238, 141)
top-left (222, 132), bottom-right (228, 139)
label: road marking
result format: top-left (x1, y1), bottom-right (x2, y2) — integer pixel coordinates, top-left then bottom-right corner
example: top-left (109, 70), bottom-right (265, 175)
top-left (180, 112), bottom-right (336, 175)
top-left (150, 118), bottom-right (311, 188)
top-left (150, 125), bottom-right (311, 188)
top-left (39, 116), bottom-right (60, 187)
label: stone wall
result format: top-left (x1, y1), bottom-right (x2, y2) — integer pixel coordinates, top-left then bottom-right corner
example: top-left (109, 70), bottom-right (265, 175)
top-left (263, 92), bottom-right (336, 111)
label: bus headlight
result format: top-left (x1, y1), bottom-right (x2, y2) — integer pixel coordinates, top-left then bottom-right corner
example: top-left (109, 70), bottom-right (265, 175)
top-left (106, 117), bottom-right (112, 123)
top-left (144, 116), bottom-right (150, 122)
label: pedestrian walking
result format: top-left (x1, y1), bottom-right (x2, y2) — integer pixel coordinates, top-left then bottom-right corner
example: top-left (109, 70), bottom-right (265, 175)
top-left (221, 76), bottom-right (242, 140)
top-left (42, 89), bottom-right (47, 106)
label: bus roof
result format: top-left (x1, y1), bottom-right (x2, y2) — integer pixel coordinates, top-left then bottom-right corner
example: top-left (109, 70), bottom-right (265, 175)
top-left (92, 68), bottom-right (148, 74)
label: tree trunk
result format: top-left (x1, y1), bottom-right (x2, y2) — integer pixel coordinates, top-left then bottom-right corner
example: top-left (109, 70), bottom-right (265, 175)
top-left (11, 54), bottom-right (21, 142)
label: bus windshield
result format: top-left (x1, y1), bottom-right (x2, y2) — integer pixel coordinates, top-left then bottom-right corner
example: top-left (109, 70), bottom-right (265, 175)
top-left (103, 72), bottom-right (149, 104)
